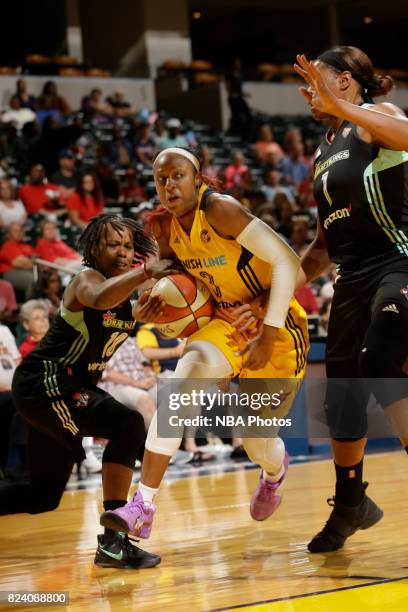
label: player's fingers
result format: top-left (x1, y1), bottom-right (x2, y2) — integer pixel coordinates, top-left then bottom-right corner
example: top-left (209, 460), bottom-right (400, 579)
top-left (238, 316), bottom-right (258, 333)
top-left (138, 290), bottom-right (151, 304)
top-left (231, 310), bottom-right (253, 329)
top-left (230, 304), bottom-right (252, 316)
top-left (299, 86), bottom-right (312, 102)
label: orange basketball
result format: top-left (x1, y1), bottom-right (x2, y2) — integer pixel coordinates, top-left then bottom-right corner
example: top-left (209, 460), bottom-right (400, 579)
top-left (150, 273), bottom-right (213, 338)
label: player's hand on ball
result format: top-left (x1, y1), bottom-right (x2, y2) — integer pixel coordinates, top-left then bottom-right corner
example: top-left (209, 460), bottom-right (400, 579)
top-left (133, 290), bottom-right (165, 322)
top-left (239, 325), bottom-right (277, 370)
top-left (146, 258), bottom-right (182, 279)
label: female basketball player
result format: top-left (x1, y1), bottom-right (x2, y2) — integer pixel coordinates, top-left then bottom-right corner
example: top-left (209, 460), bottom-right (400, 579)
top-left (291, 46), bottom-right (408, 552)
top-left (100, 147), bottom-right (309, 539)
top-left (0, 214), bottom-right (177, 569)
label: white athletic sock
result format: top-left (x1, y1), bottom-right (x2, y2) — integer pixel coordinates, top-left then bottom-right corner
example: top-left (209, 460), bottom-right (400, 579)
top-left (138, 482), bottom-right (158, 504)
top-left (264, 463), bottom-right (284, 483)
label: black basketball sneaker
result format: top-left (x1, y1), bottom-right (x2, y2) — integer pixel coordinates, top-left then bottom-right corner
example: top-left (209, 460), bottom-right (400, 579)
top-left (94, 532), bottom-right (161, 569)
top-left (308, 482), bottom-right (383, 553)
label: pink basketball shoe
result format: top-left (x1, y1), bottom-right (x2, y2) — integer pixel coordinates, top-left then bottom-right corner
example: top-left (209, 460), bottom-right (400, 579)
top-left (250, 451), bottom-right (289, 521)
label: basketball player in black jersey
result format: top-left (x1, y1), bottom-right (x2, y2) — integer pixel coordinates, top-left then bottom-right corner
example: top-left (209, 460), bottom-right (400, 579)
top-left (0, 214), bottom-right (177, 569)
top-left (293, 46), bottom-right (408, 552)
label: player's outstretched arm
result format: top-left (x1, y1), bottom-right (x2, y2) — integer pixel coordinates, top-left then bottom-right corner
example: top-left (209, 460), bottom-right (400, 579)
top-left (65, 260), bottom-right (178, 311)
top-left (294, 53), bottom-right (408, 150)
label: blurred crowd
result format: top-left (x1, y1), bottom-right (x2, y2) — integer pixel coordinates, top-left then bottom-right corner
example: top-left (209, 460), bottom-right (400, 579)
top-left (0, 78), bottom-right (335, 477)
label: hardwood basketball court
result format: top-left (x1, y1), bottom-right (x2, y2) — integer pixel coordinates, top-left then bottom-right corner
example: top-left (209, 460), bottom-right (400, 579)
top-left (0, 451), bottom-right (407, 611)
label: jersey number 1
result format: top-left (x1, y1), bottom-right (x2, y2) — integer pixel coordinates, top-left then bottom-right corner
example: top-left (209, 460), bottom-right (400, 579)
top-left (322, 171), bottom-right (332, 206)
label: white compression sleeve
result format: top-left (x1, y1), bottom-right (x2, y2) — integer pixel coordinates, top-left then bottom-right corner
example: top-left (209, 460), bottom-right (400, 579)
top-left (236, 218), bottom-right (300, 328)
top-left (145, 341), bottom-right (233, 456)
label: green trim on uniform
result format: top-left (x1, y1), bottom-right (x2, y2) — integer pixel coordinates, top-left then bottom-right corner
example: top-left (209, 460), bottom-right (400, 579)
top-left (363, 147), bottom-right (408, 256)
top-left (59, 302), bottom-right (90, 365)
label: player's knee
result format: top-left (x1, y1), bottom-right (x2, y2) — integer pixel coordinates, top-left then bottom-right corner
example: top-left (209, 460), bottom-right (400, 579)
top-left (243, 437), bottom-right (285, 474)
top-left (360, 310), bottom-right (407, 378)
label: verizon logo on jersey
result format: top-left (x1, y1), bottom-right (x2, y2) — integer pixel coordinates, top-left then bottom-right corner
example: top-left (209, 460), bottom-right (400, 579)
top-left (324, 205), bottom-right (352, 229)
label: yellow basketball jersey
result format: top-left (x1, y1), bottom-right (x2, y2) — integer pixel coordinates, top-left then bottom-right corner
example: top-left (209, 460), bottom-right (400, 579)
top-left (169, 184), bottom-right (272, 318)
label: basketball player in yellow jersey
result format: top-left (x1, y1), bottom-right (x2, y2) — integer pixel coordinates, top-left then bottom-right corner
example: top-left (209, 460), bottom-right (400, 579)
top-left (100, 147), bottom-right (309, 538)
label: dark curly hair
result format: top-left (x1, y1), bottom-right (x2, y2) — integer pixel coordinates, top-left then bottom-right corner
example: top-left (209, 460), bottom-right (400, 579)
top-left (78, 213), bottom-right (157, 271)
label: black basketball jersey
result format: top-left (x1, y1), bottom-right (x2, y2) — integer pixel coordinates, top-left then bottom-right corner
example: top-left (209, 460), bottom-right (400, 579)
top-left (313, 110), bottom-right (408, 274)
top-left (21, 298), bottom-right (135, 386)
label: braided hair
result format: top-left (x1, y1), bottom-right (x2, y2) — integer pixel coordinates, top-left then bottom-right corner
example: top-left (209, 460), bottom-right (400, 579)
top-left (78, 213), bottom-right (157, 271)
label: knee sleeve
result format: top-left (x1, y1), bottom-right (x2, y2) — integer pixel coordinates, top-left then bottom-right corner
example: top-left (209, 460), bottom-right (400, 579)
top-left (243, 437), bottom-right (285, 474)
top-left (359, 310), bottom-right (408, 407)
top-left (145, 410), bottom-right (182, 456)
top-left (146, 341), bottom-right (232, 457)
top-left (103, 409), bottom-right (146, 468)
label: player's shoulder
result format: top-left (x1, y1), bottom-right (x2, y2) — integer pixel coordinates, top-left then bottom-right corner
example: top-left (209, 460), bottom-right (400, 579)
top-left (369, 101), bottom-right (406, 118)
top-left (205, 191), bottom-right (246, 219)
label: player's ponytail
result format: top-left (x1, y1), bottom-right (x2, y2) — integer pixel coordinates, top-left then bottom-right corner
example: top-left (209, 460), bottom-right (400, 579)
top-left (366, 73), bottom-right (394, 99)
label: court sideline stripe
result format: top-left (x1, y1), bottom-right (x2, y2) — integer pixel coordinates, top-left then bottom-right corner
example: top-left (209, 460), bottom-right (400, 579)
top-left (208, 575), bottom-right (408, 612)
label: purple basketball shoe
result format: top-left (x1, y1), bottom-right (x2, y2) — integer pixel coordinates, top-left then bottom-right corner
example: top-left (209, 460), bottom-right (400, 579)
top-left (100, 490), bottom-right (156, 539)
top-left (250, 451), bottom-right (289, 521)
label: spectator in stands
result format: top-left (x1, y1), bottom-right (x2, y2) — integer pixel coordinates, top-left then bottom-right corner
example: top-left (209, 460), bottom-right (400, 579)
top-left (51, 150), bottom-right (78, 202)
top-left (0, 179), bottom-right (27, 228)
top-left (81, 88), bottom-right (113, 121)
top-left (283, 127), bottom-right (303, 152)
top-left (35, 220), bottom-right (82, 271)
top-left (0, 280), bottom-right (17, 323)
top-left (0, 322), bottom-right (21, 471)
top-left (19, 164), bottom-right (63, 216)
top-left (262, 150), bottom-right (285, 174)
top-left (35, 95), bottom-right (64, 127)
top-left (1, 95), bottom-right (36, 132)
top-left (15, 79), bottom-right (36, 110)
top-left (134, 122), bottom-right (157, 166)
top-left (200, 145), bottom-right (218, 178)
top-left (66, 171), bottom-right (105, 228)
top-left (281, 142), bottom-right (310, 188)
top-left (29, 269), bottom-right (62, 319)
top-left (109, 127), bottom-right (134, 167)
top-left (294, 282), bottom-right (319, 315)
top-left (298, 167), bottom-right (317, 212)
top-left (0, 223), bottom-right (35, 300)
top-left (120, 169), bottom-right (147, 204)
top-left (261, 169), bottom-right (295, 204)
top-left (18, 299), bottom-right (50, 358)
top-left (96, 160), bottom-right (120, 203)
top-left (158, 118), bottom-right (188, 150)
top-left (253, 125), bottom-right (284, 163)
top-left (289, 217), bottom-right (311, 254)
top-left (275, 193), bottom-right (296, 239)
top-left (100, 337), bottom-right (157, 430)
top-left (36, 81), bottom-right (70, 117)
top-left (136, 323), bottom-right (185, 376)
top-left (106, 90), bottom-right (134, 118)
top-left (225, 150), bottom-right (248, 189)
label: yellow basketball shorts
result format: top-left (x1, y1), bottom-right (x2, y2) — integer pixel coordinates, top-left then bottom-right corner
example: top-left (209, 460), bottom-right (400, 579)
top-left (187, 297), bottom-right (309, 379)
